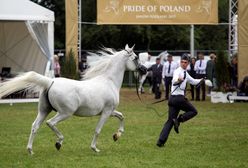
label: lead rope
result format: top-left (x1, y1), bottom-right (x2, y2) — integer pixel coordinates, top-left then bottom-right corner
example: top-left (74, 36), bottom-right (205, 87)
top-left (134, 71), bottom-right (166, 117)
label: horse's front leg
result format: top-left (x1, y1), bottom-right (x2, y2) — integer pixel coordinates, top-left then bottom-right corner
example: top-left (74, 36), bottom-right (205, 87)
top-left (111, 110), bottom-right (124, 141)
top-left (138, 74), bottom-right (147, 94)
top-left (91, 112), bottom-right (111, 152)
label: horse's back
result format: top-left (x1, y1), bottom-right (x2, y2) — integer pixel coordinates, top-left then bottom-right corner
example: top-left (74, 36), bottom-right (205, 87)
top-left (48, 77), bottom-right (119, 116)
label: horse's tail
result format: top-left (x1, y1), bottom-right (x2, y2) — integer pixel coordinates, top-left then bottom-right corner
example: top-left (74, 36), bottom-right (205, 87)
top-left (0, 71), bottom-right (53, 98)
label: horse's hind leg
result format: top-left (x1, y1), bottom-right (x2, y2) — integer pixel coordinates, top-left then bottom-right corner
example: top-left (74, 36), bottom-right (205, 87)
top-left (111, 110), bottom-right (124, 141)
top-left (27, 95), bottom-right (52, 155)
top-left (46, 113), bottom-right (71, 150)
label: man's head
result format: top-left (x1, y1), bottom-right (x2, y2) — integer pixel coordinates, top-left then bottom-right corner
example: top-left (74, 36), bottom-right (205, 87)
top-left (180, 53), bottom-right (190, 69)
top-left (232, 56), bottom-right (238, 64)
top-left (191, 57), bottom-right (196, 64)
top-left (243, 76), bottom-right (248, 89)
top-left (167, 54), bottom-right (173, 62)
top-left (156, 57), bottom-right (161, 64)
top-left (209, 53), bottom-right (216, 59)
top-left (198, 52), bottom-right (204, 60)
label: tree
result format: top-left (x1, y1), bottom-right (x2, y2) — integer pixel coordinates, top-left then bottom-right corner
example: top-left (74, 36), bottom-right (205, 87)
top-left (61, 49), bottom-right (80, 80)
top-left (215, 50), bottom-right (230, 91)
top-left (31, 0), bottom-right (65, 49)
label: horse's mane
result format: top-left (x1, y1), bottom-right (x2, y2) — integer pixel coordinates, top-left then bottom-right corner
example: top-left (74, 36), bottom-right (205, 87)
top-left (83, 48), bottom-right (120, 79)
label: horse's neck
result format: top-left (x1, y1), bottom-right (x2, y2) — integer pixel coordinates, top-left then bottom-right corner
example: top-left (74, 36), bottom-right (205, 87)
top-left (104, 54), bottom-right (126, 90)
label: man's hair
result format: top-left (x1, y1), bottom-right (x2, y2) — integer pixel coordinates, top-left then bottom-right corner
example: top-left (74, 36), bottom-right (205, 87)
top-left (181, 53), bottom-right (190, 62)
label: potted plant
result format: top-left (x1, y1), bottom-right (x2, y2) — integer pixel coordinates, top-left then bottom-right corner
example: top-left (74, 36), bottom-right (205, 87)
top-left (211, 50), bottom-right (237, 103)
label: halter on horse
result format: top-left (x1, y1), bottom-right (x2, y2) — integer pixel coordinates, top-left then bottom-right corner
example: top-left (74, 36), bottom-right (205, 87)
top-left (0, 44), bottom-right (146, 154)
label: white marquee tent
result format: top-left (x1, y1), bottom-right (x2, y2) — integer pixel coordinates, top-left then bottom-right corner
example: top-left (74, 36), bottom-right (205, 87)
top-left (0, 0), bottom-right (54, 76)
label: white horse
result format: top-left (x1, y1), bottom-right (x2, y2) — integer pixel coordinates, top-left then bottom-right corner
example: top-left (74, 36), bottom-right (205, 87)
top-left (0, 44), bottom-right (146, 154)
top-left (137, 53), bottom-right (153, 94)
top-left (138, 51), bottom-right (169, 94)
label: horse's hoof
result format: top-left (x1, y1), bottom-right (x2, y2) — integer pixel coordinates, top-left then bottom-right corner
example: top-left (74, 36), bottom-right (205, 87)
top-left (113, 133), bottom-right (118, 141)
top-left (55, 142), bottom-right (61, 150)
top-left (91, 146), bottom-right (100, 153)
top-left (27, 148), bottom-right (34, 155)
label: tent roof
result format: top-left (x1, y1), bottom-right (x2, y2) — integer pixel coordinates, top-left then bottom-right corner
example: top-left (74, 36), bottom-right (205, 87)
top-left (0, 0), bottom-right (54, 21)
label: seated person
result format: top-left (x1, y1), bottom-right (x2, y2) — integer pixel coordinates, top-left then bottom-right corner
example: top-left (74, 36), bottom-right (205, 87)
top-left (238, 76), bottom-right (248, 96)
top-left (0, 67), bottom-right (11, 80)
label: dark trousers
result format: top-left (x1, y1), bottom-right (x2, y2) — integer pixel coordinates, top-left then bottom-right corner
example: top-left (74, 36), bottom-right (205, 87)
top-left (152, 78), bottom-right (161, 99)
top-left (190, 84), bottom-right (195, 100)
top-left (164, 77), bottom-right (172, 99)
top-left (143, 76), bottom-right (152, 88)
top-left (195, 74), bottom-right (206, 101)
top-left (158, 95), bottom-right (198, 144)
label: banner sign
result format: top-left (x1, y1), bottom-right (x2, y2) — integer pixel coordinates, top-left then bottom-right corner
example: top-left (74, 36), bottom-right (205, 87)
top-left (97, 0), bottom-right (218, 25)
top-left (66, 0), bottom-right (78, 63)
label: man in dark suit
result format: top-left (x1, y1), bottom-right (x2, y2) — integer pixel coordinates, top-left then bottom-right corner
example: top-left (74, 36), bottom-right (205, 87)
top-left (148, 57), bottom-right (163, 99)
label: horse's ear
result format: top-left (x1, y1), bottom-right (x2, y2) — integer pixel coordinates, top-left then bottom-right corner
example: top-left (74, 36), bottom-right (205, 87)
top-left (131, 44), bottom-right (135, 50)
top-left (125, 44), bottom-right (129, 50)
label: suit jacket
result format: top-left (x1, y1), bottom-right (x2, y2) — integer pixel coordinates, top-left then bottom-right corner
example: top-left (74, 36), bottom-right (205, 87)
top-left (148, 64), bottom-right (163, 83)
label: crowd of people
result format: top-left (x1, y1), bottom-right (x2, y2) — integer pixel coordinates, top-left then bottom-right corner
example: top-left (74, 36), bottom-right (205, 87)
top-left (142, 52), bottom-right (246, 100)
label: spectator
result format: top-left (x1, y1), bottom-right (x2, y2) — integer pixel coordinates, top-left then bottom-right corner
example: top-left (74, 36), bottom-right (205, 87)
top-left (231, 55), bottom-right (238, 88)
top-left (206, 53), bottom-right (216, 94)
top-left (148, 57), bottom-right (163, 99)
top-left (194, 52), bottom-right (207, 101)
top-left (187, 57), bottom-right (196, 100)
top-left (54, 54), bottom-right (61, 77)
top-left (238, 76), bottom-right (248, 96)
top-left (162, 54), bottom-right (179, 100)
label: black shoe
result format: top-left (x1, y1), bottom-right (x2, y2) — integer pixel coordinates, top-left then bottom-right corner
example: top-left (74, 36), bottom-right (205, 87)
top-left (156, 140), bottom-right (165, 147)
top-left (173, 118), bottom-right (180, 134)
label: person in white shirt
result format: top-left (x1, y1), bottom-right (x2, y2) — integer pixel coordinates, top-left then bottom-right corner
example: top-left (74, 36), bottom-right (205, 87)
top-left (194, 52), bottom-right (207, 101)
top-left (157, 54), bottom-right (203, 147)
top-left (162, 54), bottom-right (179, 99)
top-left (187, 57), bottom-right (197, 100)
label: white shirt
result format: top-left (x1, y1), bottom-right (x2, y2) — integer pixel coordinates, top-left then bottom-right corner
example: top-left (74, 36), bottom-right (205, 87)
top-left (171, 67), bottom-right (202, 96)
top-left (162, 61), bottom-right (178, 78)
top-left (194, 59), bottom-right (207, 74)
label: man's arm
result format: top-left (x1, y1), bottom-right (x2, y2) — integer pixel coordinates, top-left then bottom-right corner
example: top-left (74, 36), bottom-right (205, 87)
top-left (187, 73), bottom-right (202, 85)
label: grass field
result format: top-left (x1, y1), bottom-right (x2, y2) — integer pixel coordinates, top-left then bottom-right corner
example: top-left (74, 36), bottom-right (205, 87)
top-left (0, 88), bottom-right (248, 168)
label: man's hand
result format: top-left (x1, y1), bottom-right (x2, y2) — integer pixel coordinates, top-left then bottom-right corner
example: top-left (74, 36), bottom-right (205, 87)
top-left (173, 77), bottom-right (184, 86)
top-left (178, 77), bottom-right (184, 82)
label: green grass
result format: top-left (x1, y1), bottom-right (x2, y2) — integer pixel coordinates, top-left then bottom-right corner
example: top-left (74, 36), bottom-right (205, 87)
top-left (0, 88), bottom-right (248, 168)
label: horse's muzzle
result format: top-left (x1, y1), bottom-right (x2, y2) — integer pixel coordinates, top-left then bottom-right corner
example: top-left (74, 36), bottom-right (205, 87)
top-left (137, 65), bottom-right (147, 75)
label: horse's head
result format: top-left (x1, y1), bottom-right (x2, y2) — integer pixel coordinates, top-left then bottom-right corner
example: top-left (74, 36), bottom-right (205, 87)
top-left (124, 44), bottom-right (147, 75)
